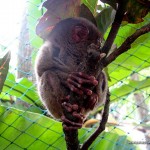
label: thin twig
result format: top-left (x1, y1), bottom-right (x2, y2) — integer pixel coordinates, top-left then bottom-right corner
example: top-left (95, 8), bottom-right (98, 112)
top-left (80, 90), bottom-right (110, 150)
top-left (104, 22), bottom-right (150, 67)
top-left (101, 3), bottom-right (125, 55)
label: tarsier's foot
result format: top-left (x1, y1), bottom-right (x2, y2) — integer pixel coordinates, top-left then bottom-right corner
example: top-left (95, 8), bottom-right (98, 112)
top-left (67, 72), bottom-right (98, 95)
top-left (61, 96), bottom-right (85, 130)
top-left (61, 114), bottom-right (83, 130)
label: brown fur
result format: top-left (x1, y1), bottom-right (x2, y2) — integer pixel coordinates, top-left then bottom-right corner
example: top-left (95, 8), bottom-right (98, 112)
top-left (35, 17), bottom-right (107, 119)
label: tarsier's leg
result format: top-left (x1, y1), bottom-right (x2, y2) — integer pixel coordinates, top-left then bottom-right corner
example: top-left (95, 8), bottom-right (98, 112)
top-left (38, 70), bottom-right (64, 119)
top-left (40, 70), bottom-right (85, 129)
top-left (61, 96), bottom-right (85, 130)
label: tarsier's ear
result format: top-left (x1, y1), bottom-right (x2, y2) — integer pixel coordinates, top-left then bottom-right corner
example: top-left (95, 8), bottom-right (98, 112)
top-left (72, 24), bottom-right (89, 43)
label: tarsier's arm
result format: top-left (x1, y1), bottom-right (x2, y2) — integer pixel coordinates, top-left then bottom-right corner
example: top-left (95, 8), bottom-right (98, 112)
top-left (35, 41), bottom-right (70, 78)
top-left (61, 70), bottom-right (107, 130)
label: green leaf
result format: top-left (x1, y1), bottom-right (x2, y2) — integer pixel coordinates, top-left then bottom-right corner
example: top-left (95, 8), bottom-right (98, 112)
top-left (0, 105), bottom-right (65, 149)
top-left (0, 105), bottom-right (138, 149)
top-left (0, 100), bottom-right (43, 114)
top-left (0, 51), bottom-right (11, 94)
top-left (108, 43), bottom-right (150, 86)
top-left (106, 14), bottom-right (150, 86)
top-left (111, 77), bottom-right (150, 102)
top-left (100, 0), bottom-right (117, 9)
top-left (0, 73), bottom-right (42, 107)
top-left (82, 0), bottom-right (98, 15)
top-left (110, 13), bottom-right (150, 48)
top-left (96, 7), bottom-right (115, 34)
top-left (79, 4), bottom-right (97, 26)
top-left (88, 128), bottom-right (138, 150)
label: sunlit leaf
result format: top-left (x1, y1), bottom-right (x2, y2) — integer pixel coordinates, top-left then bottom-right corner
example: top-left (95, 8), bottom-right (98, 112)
top-left (82, 0), bottom-right (98, 15)
top-left (0, 105), bottom-right (138, 149)
top-left (79, 4), bottom-right (97, 26)
top-left (96, 7), bottom-right (115, 34)
top-left (106, 14), bottom-right (150, 86)
top-left (111, 77), bottom-right (150, 102)
top-left (0, 100), bottom-right (43, 114)
top-left (0, 73), bottom-right (42, 107)
top-left (100, 0), bottom-right (117, 9)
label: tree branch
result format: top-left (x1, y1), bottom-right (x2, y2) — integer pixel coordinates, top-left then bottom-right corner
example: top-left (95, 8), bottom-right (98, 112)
top-left (80, 90), bottom-right (110, 150)
top-left (101, 3), bottom-right (125, 55)
top-left (103, 22), bottom-right (150, 67)
top-left (63, 127), bottom-right (79, 150)
top-left (62, 91), bottom-right (80, 150)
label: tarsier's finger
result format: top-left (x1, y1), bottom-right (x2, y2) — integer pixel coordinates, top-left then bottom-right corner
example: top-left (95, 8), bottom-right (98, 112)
top-left (72, 104), bottom-right (79, 111)
top-left (62, 102), bottom-right (73, 112)
top-left (61, 116), bottom-right (82, 127)
top-left (72, 72), bottom-right (95, 80)
top-left (89, 97), bottom-right (98, 110)
top-left (67, 83), bottom-right (83, 95)
top-left (67, 78), bottom-right (92, 95)
top-left (62, 102), bottom-right (79, 112)
top-left (69, 73), bottom-right (98, 86)
top-left (61, 95), bottom-right (70, 103)
top-left (72, 112), bottom-right (85, 121)
top-left (67, 78), bottom-right (81, 88)
top-left (86, 93), bottom-right (99, 110)
top-left (79, 87), bottom-right (92, 95)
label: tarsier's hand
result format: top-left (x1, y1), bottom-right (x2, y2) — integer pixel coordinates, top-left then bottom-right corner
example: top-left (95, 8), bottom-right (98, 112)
top-left (67, 72), bottom-right (98, 95)
top-left (67, 72), bottom-right (99, 110)
top-left (61, 72), bottom-right (99, 130)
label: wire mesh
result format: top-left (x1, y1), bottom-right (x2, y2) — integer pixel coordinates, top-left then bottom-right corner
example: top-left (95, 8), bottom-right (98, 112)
top-left (0, 0), bottom-right (150, 150)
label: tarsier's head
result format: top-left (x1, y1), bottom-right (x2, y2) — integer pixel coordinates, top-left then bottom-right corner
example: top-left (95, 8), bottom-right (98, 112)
top-left (48, 17), bottom-right (103, 49)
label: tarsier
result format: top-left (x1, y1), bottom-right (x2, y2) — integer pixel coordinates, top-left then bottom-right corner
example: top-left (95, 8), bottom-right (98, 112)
top-left (35, 17), bottom-right (107, 130)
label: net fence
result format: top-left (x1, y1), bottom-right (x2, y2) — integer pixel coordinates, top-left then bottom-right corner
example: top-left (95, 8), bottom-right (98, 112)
top-left (0, 0), bottom-right (150, 150)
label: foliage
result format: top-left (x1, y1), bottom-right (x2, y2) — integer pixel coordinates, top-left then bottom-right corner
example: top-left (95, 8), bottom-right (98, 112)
top-left (0, 0), bottom-right (149, 149)
top-left (0, 105), bottom-right (138, 150)
top-left (101, 0), bottom-right (150, 23)
top-left (111, 77), bottom-right (150, 102)
top-left (96, 7), bottom-right (115, 34)
top-left (0, 73), bottom-right (42, 107)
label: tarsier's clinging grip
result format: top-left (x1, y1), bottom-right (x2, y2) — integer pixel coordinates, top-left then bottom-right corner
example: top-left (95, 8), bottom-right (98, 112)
top-left (35, 17), bottom-right (107, 130)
